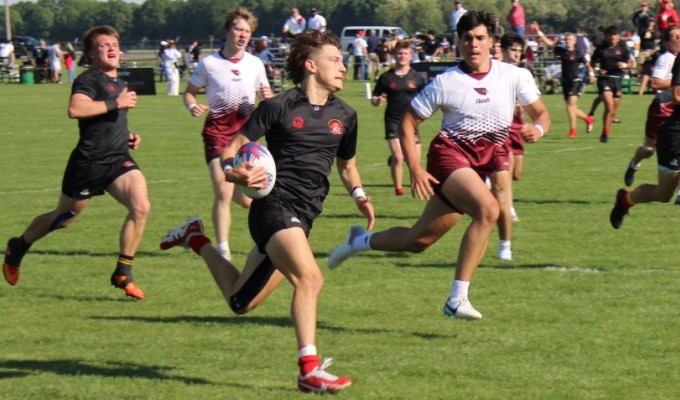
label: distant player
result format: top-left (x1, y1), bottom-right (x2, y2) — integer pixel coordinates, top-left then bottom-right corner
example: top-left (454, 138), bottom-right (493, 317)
top-left (328, 10), bottom-right (550, 320)
top-left (182, 7), bottom-right (272, 261)
top-left (161, 30), bottom-right (375, 393)
top-left (623, 26), bottom-right (680, 187)
top-left (3, 25), bottom-right (149, 300)
top-left (590, 25), bottom-right (633, 143)
top-left (371, 40), bottom-right (426, 196)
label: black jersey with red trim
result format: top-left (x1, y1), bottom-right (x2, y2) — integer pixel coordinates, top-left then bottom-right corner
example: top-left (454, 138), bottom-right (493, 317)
top-left (554, 46), bottom-right (587, 81)
top-left (241, 87), bottom-right (358, 219)
top-left (591, 41), bottom-right (630, 77)
top-left (70, 68), bottom-right (130, 163)
top-left (373, 68), bottom-right (426, 121)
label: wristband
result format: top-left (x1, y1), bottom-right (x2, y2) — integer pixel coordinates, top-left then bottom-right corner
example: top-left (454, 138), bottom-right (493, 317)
top-left (351, 186), bottom-right (367, 200)
top-left (534, 124), bottom-right (545, 137)
top-left (223, 162), bottom-right (234, 183)
top-left (187, 103), bottom-right (197, 112)
top-left (105, 99), bottom-right (117, 112)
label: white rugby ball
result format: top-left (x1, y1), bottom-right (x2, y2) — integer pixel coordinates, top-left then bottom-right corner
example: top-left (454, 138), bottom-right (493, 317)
top-left (233, 142), bottom-right (277, 199)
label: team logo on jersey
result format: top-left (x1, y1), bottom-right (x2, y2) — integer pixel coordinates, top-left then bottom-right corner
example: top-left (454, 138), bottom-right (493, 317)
top-left (474, 88), bottom-right (488, 95)
top-left (292, 117), bottom-right (305, 128)
top-left (389, 82), bottom-right (397, 89)
top-left (407, 81), bottom-right (417, 89)
top-left (232, 69), bottom-right (240, 76)
top-left (108, 83), bottom-right (116, 92)
top-left (327, 119), bottom-right (344, 135)
top-left (122, 160), bottom-right (136, 168)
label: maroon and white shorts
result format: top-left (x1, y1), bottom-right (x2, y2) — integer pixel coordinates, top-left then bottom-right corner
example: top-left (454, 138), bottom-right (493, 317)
top-left (645, 100), bottom-right (674, 143)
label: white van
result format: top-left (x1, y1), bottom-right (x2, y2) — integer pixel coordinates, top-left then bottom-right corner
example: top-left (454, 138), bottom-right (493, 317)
top-left (340, 26), bottom-right (409, 52)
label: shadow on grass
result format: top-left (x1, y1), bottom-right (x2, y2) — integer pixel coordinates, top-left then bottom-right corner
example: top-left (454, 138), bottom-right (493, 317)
top-left (35, 293), bottom-right (137, 303)
top-left (30, 249), bottom-right (158, 258)
top-left (514, 198), bottom-right (594, 205)
top-left (0, 359), bottom-right (211, 384)
top-left (90, 315), bottom-right (457, 340)
top-left (322, 212), bottom-right (420, 221)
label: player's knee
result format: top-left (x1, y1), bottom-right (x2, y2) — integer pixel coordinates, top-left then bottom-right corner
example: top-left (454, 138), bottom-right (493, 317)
top-left (132, 198), bottom-right (151, 220)
top-left (48, 210), bottom-right (78, 232)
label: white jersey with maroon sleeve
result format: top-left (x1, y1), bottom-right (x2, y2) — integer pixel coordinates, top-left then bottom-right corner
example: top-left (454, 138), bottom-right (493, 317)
top-left (653, 51), bottom-right (676, 104)
top-left (189, 51), bottom-right (270, 136)
top-left (410, 59), bottom-right (540, 148)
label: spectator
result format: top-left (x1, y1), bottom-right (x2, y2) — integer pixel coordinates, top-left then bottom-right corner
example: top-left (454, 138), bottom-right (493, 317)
top-left (34, 40), bottom-right (49, 83)
top-left (158, 41), bottom-right (168, 82)
top-left (633, 1), bottom-right (655, 37)
top-left (657, 0), bottom-right (679, 33)
top-left (48, 41), bottom-right (63, 83)
top-left (366, 30), bottom-right (380, 78)
top-left (449, 0), bottom-right (468, 57)
top-left (282, 7), bottom-right (306, 41)
top-left (162, 40), bottom-right (182, 96)
top-left (189, 40), bottom-right (202, 67)
top-left (506, 0), bottom-right (526, 36)
top-left (422, 30), bottom-right (442, 61)
top-left (352, 30), bottom-right (369, 80)
top-left (0, 38), bottom-right (15, 68)
top-left (491, 16), bottom-right (506, 37)
top-left (63, 42), bottom-right (77, 83)
top-left (306, 8), bottom-right (326, 32)
top-left (254, 36), bottom-right (276, 81)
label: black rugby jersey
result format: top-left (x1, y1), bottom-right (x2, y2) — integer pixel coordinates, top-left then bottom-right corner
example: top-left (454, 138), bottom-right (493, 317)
top-left (71, 69), bottom-right (129, 163)
top-left (241, 87), bottom-right (358, 219)
top-left (591, 41), bottom-right (630, 78)
top-left (554, 46), bottom-right (587, 81)
top-left (373, 68), bottom-right (426, 122)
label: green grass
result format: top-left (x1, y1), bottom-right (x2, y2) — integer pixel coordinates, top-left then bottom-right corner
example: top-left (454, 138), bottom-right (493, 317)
top-left (1, 78), bottom-right (680, 399)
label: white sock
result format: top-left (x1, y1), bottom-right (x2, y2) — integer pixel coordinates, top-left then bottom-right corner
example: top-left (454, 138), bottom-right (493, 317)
top-left (499, 240), bottom-right (511, 250)
top-left (217, 242), bottom-right (231, 256)
top-left (298, 344), bottom-right (317, 357)
top-left (450, 280), bottom-right (470, 299)
top-left (352, 232), bottom-right (373, 251)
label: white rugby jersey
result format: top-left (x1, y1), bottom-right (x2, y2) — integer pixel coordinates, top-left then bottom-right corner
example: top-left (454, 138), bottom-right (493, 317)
top-left (411, 59), bottom-right (540, 147)
top-left (189, 51), bottom-right (270, 135)
top-left (652, 51), bottom-right (676, 104)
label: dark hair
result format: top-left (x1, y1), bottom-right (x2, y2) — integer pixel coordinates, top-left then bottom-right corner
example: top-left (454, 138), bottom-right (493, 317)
top-left (224, 6), bottom-right (258, 32)
top-left (457, 10), bottom-right (496, 39)
top-left (286, 30), bottom-right (340, 85)
top-left (662, 25), bottom-right (680, 42)
top-left (82, 25), bottom-right (119, 64)
top-left (603, 25), bottom-right (619, 36)
top-left (501, 31), bottom-right (525, 49)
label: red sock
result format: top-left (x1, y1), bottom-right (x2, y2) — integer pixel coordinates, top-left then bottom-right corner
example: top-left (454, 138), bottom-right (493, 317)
top-left (602, 127), bottom-right (610, 136)
top-left (622, 191), bottom-right (635, 208)
top-left (298, 355), bottom-right (320, 375)
top-left (569, 128), bottom-right (576, 135)
top-left (188, 235), bottom-right (211, 254)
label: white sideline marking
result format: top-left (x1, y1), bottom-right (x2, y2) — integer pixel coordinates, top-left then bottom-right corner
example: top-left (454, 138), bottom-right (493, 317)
top-left (554, 147), bottom-right (594, 153)
top-left (544, 266), bottom-right (602, 273)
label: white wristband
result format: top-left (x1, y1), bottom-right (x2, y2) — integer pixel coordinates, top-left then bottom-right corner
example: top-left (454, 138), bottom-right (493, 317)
top-left (351, 187), bottom-right (367, 200)
top-left (222, 162), bottom-right (234, 173)
top-left (187, 103), bottom-right (197, 112)
top-left (534, 124), bottom-right (545, 137)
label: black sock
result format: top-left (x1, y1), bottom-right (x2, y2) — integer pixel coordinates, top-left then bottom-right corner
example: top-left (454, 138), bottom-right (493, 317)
top-left (114, 254), bottom-right (134, 277)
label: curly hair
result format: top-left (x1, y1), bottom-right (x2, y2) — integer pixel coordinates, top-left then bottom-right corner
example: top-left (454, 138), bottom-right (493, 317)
top-left (224, 6), bottom-right (258, 32)
top-left (285, 30), bottom-right (340, 85)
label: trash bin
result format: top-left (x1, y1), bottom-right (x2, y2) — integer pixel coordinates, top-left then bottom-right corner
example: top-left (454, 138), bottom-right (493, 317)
top-left (20, 67), bottom-right (35, 84)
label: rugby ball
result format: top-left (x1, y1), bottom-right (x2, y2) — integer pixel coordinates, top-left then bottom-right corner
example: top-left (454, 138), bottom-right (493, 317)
top-left (233, 142), bottom-right (277, 199)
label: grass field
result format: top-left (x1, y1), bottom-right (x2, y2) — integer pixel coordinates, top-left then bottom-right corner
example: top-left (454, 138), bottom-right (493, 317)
top-left (1, 77), bottom-right (680, 399)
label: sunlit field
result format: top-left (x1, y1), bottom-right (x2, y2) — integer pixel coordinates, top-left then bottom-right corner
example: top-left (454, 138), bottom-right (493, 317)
top-left (1, 76), bottom-right (679, 399)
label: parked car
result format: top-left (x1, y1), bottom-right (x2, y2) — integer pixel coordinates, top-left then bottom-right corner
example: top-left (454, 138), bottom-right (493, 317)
top-left (340, 26), bottom-right (408, 53)
top-left (0, 35), bottom-right (40, 58)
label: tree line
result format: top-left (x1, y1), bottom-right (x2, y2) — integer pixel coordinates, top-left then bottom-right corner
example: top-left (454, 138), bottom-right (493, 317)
top-left (0, 0), bottom-right (653, 44)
